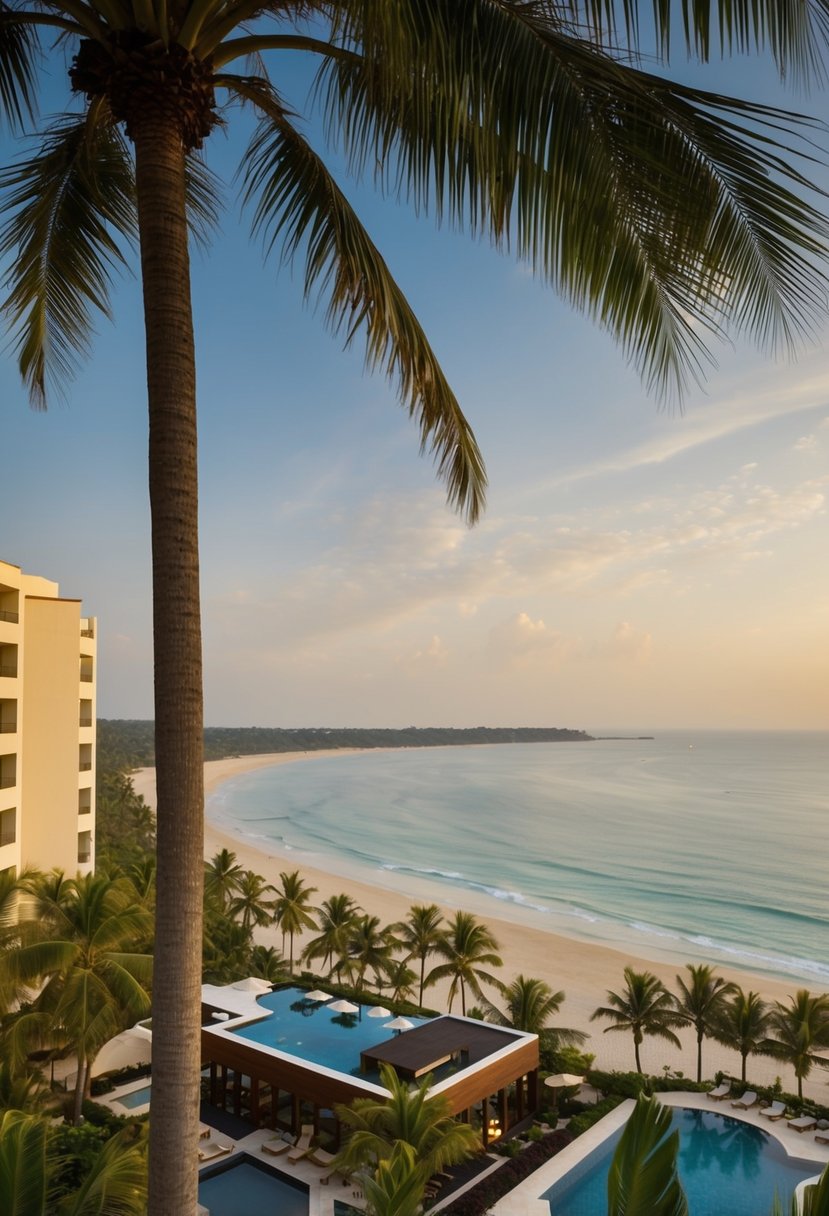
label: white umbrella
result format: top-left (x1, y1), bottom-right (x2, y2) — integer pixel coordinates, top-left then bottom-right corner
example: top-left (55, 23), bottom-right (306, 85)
top-left (367, 1006), bottom-right (391, 1018)
top-left (92, 1027), bottom-right (152, 1077)
top-left (384, 1016), bottom-right (414, 1033)
top-left (328, 999), bottom-right (359, 1014)
top-left (305, 990), bottom-right (332, 1002)
top-left (232, 976), bottom-right (272, 993)
top-left (544, 1073), bottom-right (584, 1089)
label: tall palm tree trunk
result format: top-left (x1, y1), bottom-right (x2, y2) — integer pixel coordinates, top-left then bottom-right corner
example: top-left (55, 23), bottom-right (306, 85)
top-left (72, 1052), bottom-right (86, 1127)
top-left (133, 115), bottom-right (205, 1216)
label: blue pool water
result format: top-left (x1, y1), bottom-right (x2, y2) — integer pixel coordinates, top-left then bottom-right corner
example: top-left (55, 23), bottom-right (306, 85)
top-left (230, 986), bottom-right (426, 1075)
top-left (545, 1109), bottom-right (817, 1216)
top-left (198, 1154), bottom-right (309, 1216)
top-left (115, 1084), bottom-right (152, 1109)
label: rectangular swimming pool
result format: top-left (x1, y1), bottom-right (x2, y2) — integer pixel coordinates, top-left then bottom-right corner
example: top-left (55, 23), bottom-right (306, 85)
top-left (115, 1084), bottom-right (152, 1110)
top-left (198, 1153), bottom-right (309, 1216)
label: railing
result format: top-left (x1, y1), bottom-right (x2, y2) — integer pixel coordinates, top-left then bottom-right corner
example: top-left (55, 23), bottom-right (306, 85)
top-left (78, 804), bottom-right (91, 814)
top-left (0, 666), bottom-right (17, 679)
top-left (0, 723), bottom-right (16, 734)
top-left (0, 610), bottom-right (18, 624)
top-left (0, 778), bottom-right (16, 791)
top-left (79, 717), bottom-right (93, 727)
top-left (77, 851), bottom-right (92, 864)
top-left (80, 628), bottom-right (94, 638)
top-left (79, 762), bottom-right (92, 772)
top-left (0, 830), bottom-right (15, 847)
top-left (79, 673), bottom-right (93, 683)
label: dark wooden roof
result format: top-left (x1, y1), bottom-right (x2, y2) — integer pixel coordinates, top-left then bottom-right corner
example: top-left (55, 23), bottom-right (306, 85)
top-left (361, 1018), bottom-right (520, 1080)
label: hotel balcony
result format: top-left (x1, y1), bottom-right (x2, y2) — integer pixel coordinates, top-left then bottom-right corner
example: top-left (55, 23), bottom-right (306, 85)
top-left (0, 807), bottom-right (16, 848)
top-left (80, 618), bottom-right (95, 640)
top-left (0, 644), bottom-right (18, 685)
top-left (0, 587), bottom-right (19, 645)
top-left (79, 656), bottom-right (93, 684)
top-left (0, 700), bottom-right (17, 742)
top-left (79, 742), bottom-right (93, 774)
top-left (77, 829), bottom-right (93, 869)
top-left (78, 789), bottom-right (92, 815)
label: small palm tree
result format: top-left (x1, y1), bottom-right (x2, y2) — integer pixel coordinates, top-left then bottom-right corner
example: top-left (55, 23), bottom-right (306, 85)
top-left (394, 905), bottom-right (445, 1008)
top-left (302, 893), bottom-right (362, 979)
top-left (362, 1140), bottom-right (432, 1216)
top-left (273, 871), bottom-right (318, 974)
top-left (762, 990), bottom-right (829, 1101)
top-left (9, 872), bottom-right (152, 1124)
top-left (383, 958), bottom-right (418, 1006)
top-left (426, 912), bottom-right (503, 1016)
top-left (591, 967), bottom-right (682, 1075)
top-left (672, 964), bottom-right (736, 1083)
top-left (227, 870), bottom-right (277, 934)
top-left (607, 1094), bottom-right (688, 1216)
top-left (335, 1063), bottom-right (479, 1178)
top-left (347, 916), bottom-right (396, 993)
top-left (0, 1110), bottom-right (147, 1215)
top-left (250, 945), bottom-right (286, 983)
top-left (203, 849), bottom-right (244, 913)
top-left (712, 989), bottom-right (772, 1084)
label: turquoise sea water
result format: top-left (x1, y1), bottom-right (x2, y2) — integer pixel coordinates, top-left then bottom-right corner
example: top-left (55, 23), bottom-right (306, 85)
top-left (544, 1108), bottom-right (816, 1216)
top-left (206, 732), bottom-right (829, 986)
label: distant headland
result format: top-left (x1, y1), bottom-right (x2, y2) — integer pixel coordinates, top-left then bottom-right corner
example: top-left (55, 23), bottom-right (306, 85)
top-left (98, 720), bottom-right (595, 768)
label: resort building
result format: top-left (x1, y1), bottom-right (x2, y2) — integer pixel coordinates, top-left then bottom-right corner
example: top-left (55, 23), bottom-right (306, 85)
top-left (199, 982), bottom-right (540, 1149)
top-left (0, 559), bottom-right (97, 878)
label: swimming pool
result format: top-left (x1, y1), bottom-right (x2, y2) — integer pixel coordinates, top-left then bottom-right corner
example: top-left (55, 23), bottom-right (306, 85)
top-left (230, 987), bottom-right (426, 1074)
top-left (198, 1153), bottom-right (309, 1216)
top-left (115, 1083), bottom-right (152, 1110)
top-left (545, 1108), bottom-right (816, 1216)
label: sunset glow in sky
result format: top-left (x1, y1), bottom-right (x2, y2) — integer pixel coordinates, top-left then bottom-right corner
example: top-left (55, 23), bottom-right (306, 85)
top-left (2, 43), bottom-right (828, 732)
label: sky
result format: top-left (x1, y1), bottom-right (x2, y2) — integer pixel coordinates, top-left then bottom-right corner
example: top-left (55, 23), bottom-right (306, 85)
top-left (2, 29), bottom-right (828, 733)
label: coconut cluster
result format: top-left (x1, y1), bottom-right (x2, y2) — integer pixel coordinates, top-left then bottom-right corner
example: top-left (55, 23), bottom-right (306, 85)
top-left (70, 33), bottom-right (218, 149)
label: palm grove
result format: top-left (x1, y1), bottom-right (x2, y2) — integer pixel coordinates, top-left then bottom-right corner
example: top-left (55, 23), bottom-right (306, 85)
top-left (3, 0), bottom-right (829, 1210)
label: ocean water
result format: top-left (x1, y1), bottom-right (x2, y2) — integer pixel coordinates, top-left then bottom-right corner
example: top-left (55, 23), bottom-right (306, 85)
top-left (206, 732), bottom-right (829, 986)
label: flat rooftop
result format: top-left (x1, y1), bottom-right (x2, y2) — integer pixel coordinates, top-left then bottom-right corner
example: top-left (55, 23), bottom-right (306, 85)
top-left (361, 1018), bottom-right (520, 1079)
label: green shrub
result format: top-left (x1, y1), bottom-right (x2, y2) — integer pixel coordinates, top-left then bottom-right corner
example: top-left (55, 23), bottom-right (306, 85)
top-left (441, 1131), bottom-right (573, 1216)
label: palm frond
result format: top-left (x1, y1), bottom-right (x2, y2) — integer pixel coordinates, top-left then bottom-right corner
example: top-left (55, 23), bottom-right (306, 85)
top-left (560, 0), bottom-right (829, 80)
top-left (185, 150), bottom-right (224, 251)
top-left (0, 1110), bottom-right (51, 1216)
top-left (61, 1122), bottom-right (148, 1216)
top-left (0, 99), bottom-right (136, 408)
top-left (223, 71), bottom-right (486, 524)
top-left (319, 0), bottom-right (829, 400)
top-left (608, 1095), bottom-right (689, 1216)
top-left (0, 4), bottom-right (38, 130)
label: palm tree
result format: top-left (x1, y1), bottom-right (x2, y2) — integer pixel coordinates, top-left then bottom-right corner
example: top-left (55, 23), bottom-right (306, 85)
top-left (361, 1140), bottom-right (432, 1216)
top-left (607, 1094), bottom-right (688, 1216)
top-left (762, 990), bottom-right (829, 1101)
top-left (394, 904), bottom-right (445, 1009)
top-left (204, 849), bottom-right (244, 913)
top-left (383, 958), bottom-right (418, 1006)
top-left (0, 1110), bottom-right (147, 1215)
top-left (770, 1162), bottom-right (829, 1216)
top-left (672, 964), bottom-right (736, 1084)
top-left (227, 869), bottom-right (277, 934)
top-left (346, 915), bottom-right (396, 993)
top-left (488, 974), bottom-right (588, 1058)
top-left (9, 872), bottom-right (153, 1124)
top-left (335, 1062), bottom-right (479, 1179)
top-left (712, 988), bottom-right (772, 1084)
top-left (591, 967), bottom-right (682, 1075)
top-left (3, 5), bottom-right (828, 1211)
top-left (273, 870), bottom-right (318, 974)
top-left (250, 944), bottom-right (286, 983)
top-left (426, 911), bottom-right (503, 1016)
top-left (302, 893), bottom-right (362, 979)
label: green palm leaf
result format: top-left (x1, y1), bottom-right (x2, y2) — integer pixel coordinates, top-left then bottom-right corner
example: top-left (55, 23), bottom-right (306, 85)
top-left (608, 1095), bottom-right (689, 1216)
top-left (320, 0), bottom-right (829, 397)
top-left (226, 71), bottom-right (486, 524)
top-left (0, 1110), bottom-right (50, 1216)
top-left (0, 4), bottom-right (38, 130)
top-left (0, 100), bottom-right (136, 407)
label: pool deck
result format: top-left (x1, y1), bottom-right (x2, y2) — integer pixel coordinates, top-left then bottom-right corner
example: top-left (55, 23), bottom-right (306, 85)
top-left (492, 1090), bottom-right (829, 1216)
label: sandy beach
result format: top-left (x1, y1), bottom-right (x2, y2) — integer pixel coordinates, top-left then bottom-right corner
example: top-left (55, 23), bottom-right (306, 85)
top-left (132, 750), bottom-right (828, 1101)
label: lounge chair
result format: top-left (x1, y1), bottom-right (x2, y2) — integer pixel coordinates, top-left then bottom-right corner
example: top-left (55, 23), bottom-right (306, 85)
top-left (262, 1133), bottom-right (294, 1157)
top-left (198, 1137), bottom-right (234, 1162)
top-left (788, 1116), bottom-right (817, 1133)
top-left (708, 1083), bottom-right (731, 1101)
top-left (287, 1124), bottom-right (315, 1162)
top-left (308, 1147), bottom-right (336, 1168)
top-left (815, 1133), bottom-right (829, 1146)
top-left (731, 1091), bottom-right (758, 1109)
top-left (759, 1101), bottom-right (787, 1121)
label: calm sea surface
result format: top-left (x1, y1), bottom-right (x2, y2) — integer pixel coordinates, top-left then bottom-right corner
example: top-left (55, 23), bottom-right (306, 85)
top-left (206, 732), bottom-right (828, 986)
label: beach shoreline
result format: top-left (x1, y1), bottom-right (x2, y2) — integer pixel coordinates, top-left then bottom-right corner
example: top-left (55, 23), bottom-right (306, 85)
top-left (131, 749), bottom-right (827, 1099)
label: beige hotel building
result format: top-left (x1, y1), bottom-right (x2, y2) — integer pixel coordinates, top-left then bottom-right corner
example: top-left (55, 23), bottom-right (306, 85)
top-left (0, 559), bottom-right (96, 878)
